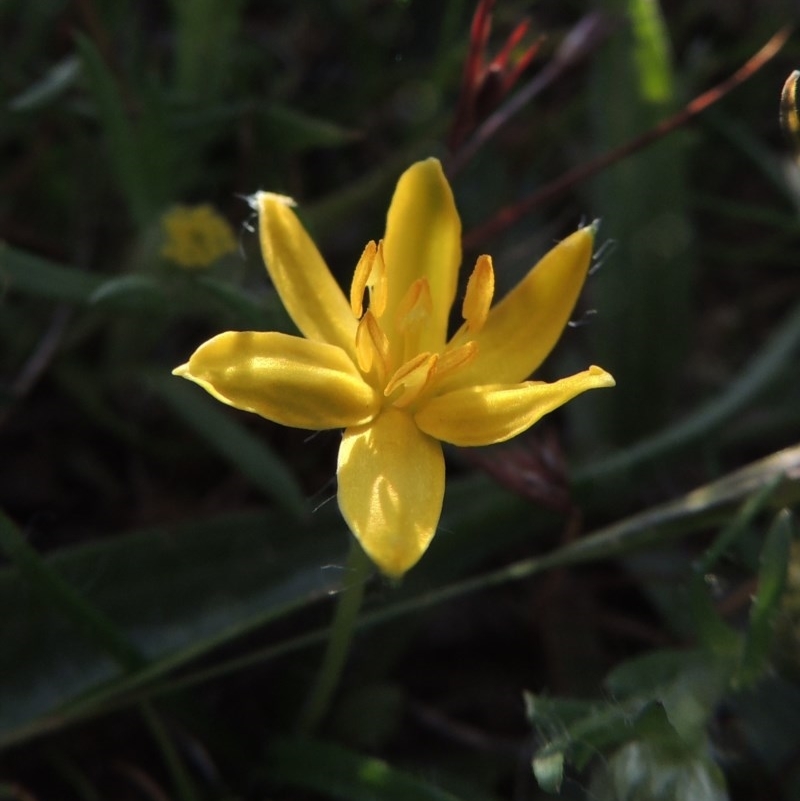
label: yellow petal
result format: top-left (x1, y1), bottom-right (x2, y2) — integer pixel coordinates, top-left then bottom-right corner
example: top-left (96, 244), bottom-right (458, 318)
top-left (381, 159), bottom-right (461, 356)
top-left (258, 193), bottom-right (357, 358)
top-left (337, 407), bottom-right (445, 577)
top-left (415, 365), bottom-right (615, 447)
top-left (444, 224), bottom-right (596, 389)
top-left (174, 331), bottom-right (378, 429)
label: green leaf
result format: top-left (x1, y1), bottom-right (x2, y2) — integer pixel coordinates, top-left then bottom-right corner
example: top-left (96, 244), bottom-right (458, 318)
top-left (0, 244), bottom-right (102, 302)
top-left (8, 54), bottom-right (81, 111)
top-left (695, 475), bottom-right (784, 575)
top-left (261, 104), bottom-right (361, 152)
top-left (0, 506), bottom-right (345, 748)
top-left (526, 693), bottom-right (648, 779)
top-left (167, 0), bottom-right (245, 100)
top-left (737, 509), bottom-right (794, 685)
top-left (89, 274), bottom-right (168, 309)
top-left (267, 738), bottom-right (465, 801)
top-left (150, 373), bottom-right (307, 518)
top-left (606, 649), bottom-right (731, 747)
top-left (586, 0), bottom-right (691, 442)
top-left (0, 511), bottom-right (143, 671)
top-left (574, 304), bottom-right (800, 499)
top-left (573, 445), bottom-right (800, 562)
top-left (688, 574), bottom-right (739, 656)
top-left (74, 33), bottom-right (153, 225)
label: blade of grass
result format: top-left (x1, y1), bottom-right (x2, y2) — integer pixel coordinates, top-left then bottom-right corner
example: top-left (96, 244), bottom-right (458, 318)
top-left (0, 506), bottom-right (346, 748)
top-left (4, 441), bottom-right (795, 748)
top-left (737, 509), bottom-right (794, 685)
top-left (0, 244), bottom-right (102, 302)
top-left (573, 298), bottom-right (800, 496)
top-left (140, 703), bottom-right (201, 801)
top-left (168, 0), bottom-right (244, 100)
top-left (0, 510), bottom-right (200, 800)
top-left (696, 475), bottom-right (785, 574)
top-left (67, 446), bottom-right (800, 727)
top-left (587, 0), bottom-right (691, 441)
top-left (0, 509), bottom-right (144, 671)
top-left (74, 33), bottom-right (153, 226)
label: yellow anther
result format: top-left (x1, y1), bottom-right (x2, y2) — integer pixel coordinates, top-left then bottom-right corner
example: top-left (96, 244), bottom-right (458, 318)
top-left (370, 241), bottom-right (388, 318)
top-left (355, 310), bottom-right (390, 382)
top-left (350, 240), bottom-right (378, 318)
top-left (412, 341), bottom-right (478, 406)
top-left (384, 352), bottom-right (438, 408)
top-left (462, 254), bottom-right (494, 334)
top-left (436, 341), bottom-right (478, 380)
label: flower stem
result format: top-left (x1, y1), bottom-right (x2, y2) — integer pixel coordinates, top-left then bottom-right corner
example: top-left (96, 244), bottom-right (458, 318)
top-left (297, 539), bottom-right (371, 734)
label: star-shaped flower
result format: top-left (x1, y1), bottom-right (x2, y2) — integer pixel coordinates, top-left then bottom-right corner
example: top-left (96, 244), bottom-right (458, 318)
top-left (173, 159), bottom-right (614, 577)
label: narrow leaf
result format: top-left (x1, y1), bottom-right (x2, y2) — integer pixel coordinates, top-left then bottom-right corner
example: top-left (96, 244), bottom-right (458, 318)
top-left (74, 33), bottom-right (152, 225)
top-left (738, 509), bottom-right (794, 685)
top-left (0, 507), bottom-right (344, 747)
top-left (89, 274), bottom-right (167, 309)
top-left (261, 104), bottom-right (361, 152)
top-left (0, 244), bottom-right (101, 302)
top-left (0, 510), bottom-right (143, 671)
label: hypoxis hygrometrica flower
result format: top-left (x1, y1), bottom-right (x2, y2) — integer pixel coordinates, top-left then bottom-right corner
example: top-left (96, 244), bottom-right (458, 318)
top-left (174, 159), bottom-right (614, 577)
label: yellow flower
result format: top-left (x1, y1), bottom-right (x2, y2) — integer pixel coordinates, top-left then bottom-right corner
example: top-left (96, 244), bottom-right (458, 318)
top-left (173, 159), bottom-right (614, 577)
top-left (161, 204), bottom-right (237, 269)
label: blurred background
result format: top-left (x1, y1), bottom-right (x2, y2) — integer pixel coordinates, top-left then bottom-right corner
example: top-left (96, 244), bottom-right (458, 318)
top-left (2, 0), bottom-right (800, 799)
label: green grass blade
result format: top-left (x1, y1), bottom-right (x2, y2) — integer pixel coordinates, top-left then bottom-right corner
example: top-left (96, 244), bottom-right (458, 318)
top-left (168, 0), bottom-right (244, 100)
top-left (587, 0), bottom-right (692, 441)
top-left (0, 507), bottom-right (344, 747)
top-left (575, 298), bottom-right (800, 497)
top-left (74, 33), bottom-right (153, 226)
top-left (113, 449), bottom-right (800, 719)
top-left (738, 509), bottom-right (794, 685)
top-left (0, 244), bottom-right (102, 302)
top-left (0, 509), bottom-right (144, 671)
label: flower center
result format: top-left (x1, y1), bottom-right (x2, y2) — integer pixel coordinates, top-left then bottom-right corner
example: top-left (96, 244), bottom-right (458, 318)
top-left (350, 241), bottom-right (495, 410)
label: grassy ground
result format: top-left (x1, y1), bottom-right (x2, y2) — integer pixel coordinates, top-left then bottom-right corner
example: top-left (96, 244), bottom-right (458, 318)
top-left (2, 0), bottom-right (800, 799)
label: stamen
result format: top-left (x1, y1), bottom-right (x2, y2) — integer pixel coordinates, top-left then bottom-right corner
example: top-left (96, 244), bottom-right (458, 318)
top-left (435, 341), bottom-right (478, 380)
top-left (413, 341), bottom-right (479, 405)
top-left (355, 310), bottom-right (390, 381)
top-left (370, 241), bottom-right (388, 318)
top-left (462, 254), bottom-right (494, 334)
top-left (350, 241), bottom-right (378, 318)
top-left (384, 352), bottom-right (438, 408)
